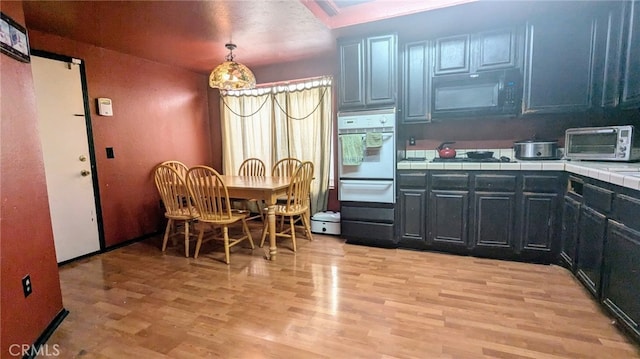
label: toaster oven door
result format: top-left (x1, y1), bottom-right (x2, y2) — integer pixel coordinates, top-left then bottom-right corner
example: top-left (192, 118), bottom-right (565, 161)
top-left (565, 130), bottom-right (618, 159)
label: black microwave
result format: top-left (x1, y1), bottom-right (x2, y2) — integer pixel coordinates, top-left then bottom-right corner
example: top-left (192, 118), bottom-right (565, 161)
top-left (431, 68), bottom-right (522, 119)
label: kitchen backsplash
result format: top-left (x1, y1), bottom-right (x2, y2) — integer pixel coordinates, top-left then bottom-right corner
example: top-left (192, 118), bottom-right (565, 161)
top-left (404, 148), bottom-right (566, 161)
top-left (406, 148), bottom-right (516, 160)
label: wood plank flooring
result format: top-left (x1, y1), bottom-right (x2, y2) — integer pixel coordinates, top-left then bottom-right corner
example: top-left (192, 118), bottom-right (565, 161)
top-left (45, 223), bottom-right (640, 358)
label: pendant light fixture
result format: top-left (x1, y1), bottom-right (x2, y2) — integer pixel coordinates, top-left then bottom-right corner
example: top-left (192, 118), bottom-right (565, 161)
top-left (209, 43), bottom-right (256, 90)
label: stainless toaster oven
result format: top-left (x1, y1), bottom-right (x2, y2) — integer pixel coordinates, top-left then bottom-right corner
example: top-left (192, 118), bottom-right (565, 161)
top-left (564, 125), bottom-right (640, 162)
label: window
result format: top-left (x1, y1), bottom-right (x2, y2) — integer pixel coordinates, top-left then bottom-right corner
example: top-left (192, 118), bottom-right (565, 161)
top-left (219, 76), bottom-right (333, 213)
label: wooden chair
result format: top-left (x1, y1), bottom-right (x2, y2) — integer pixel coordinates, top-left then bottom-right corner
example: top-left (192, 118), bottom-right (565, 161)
top-left (186, 166), bottom-right (254, 264)
top-left (154, 164), bottom-right (199, 257)
top-left (260, 161), bottom-right (314, 252)
top-left (238, 158), bottom-right (266, 176)
top-left (237, 158), bottom-right (266, 221)
top-left (160, 160), bottom-right (188, 179)
top-left (271, 157), bottom-right (302, 177)
top-left (271, 157), bottom-right (302, 228)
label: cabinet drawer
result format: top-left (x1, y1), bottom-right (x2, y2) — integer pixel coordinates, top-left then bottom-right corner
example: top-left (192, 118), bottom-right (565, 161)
top-left (523, 174), bottom-right (561, 192)
top-left (584, 183), bottom-right (614, 213)
top-left (475, 174), bottom-right (517, 191)
top-left (615, 194), bottom-right (640, 232)
top-left (430, 173), bottom-right (469, 189)
top-left (398, 172), bottom-right (427, 187)
top-left (341, 205), bottom-right (394, 223)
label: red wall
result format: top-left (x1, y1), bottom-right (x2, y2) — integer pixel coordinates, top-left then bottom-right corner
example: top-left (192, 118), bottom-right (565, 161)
top-left (0, 2), bottom-right (64, 357)
top-left (28, 30), bottom-right (213, 247)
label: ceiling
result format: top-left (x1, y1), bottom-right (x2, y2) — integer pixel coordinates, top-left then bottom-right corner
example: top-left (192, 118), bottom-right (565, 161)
top-left (22, 0), bottom-right (476, 74)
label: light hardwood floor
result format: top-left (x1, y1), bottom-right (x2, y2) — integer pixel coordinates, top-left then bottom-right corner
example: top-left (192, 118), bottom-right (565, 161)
top-left (45, 223), bottom-right (640, 358)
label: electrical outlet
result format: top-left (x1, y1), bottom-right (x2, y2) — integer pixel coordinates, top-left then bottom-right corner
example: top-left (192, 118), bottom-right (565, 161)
top-left (22, 275), bottom-right (32, 297)
top-left (409, 137), bottom-right (416, 146)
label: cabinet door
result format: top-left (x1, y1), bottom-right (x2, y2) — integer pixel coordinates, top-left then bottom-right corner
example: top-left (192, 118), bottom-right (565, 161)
top-left (428, 190), bottom-right (469, 250)
top-left (602, 220), bottom-right (640, 340)
top-left (523, 14), bottom-right (596, 114)
top-left (474, 28), bottom-right (518, 71)
top-left (338, 39), bottom-right (365, 109)
top-left (473, 192), bottom-right (516, 252)
top-left (366, 34), bottom-right (396, 106)
top-left (401, 41), bottom-right (431, 123)
top-left (398, 188), bottom-right (427, 244)
top-left (622, 0), bottom-right (640, 108)
top-left (593, 3), bottom-right (625, 108)
top-left (521, 193), bottom-right (558, 252)
top-left (560, 195), bottom-right (581, 270)
top-left (576, 205), bottom-right (607, 298)
top-left (434, 34), bottom-right (470, 75)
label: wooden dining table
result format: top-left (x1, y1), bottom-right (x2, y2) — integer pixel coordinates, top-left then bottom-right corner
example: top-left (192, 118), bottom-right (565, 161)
top-left (220, 175), bottom-right (291, 261)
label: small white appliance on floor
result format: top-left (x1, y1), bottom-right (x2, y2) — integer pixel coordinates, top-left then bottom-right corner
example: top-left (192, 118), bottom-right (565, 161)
top-left (311, 211), bottom-right (341, 235)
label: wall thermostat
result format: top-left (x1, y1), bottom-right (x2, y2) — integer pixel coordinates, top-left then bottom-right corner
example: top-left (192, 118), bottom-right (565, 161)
top-left (97, 97), bottom-right (113, 116)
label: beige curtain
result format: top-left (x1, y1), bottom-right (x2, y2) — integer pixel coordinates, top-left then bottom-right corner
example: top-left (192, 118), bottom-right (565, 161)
top-left (220, 77), bottom-right (333, 214)
top-left (220, 91), bottom-right (274, 175)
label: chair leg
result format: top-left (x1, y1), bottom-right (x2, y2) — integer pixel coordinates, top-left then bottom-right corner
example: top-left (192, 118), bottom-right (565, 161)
top-left (162, 219), bottom-right (173, 252)
top-left (301, 212), bottom-right (313, 241)
top-left (184, 221), bottom-right (190, 257)
top-left (223, 226), bottom-right (231, 265)
top-left (242, 219), bottom-right (255, 249)
top-left (289, 215), bottom-right (297, 252)
top-left (194, 225), bottom-right (204, 259)
top-left (260, 218), bottom-right (269, 248)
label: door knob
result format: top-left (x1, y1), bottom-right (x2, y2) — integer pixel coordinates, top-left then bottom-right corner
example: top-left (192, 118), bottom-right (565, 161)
top-left (80, 170), bottom-right (91, 177)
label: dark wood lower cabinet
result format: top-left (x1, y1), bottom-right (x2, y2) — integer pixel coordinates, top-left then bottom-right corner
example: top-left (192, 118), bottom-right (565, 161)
top-left (397, 171), bottom-right (564, 261)
top-left (398, 188), bottom-right (427, 247)
top-left (560, 195), bottom-right (581, 270)
top-left (576, 205), bottom-right (607, 298)
top-left (472, 192), bottom-right (516, 257)
top-left (602, 220), bottom-right (640, 341)
top-left (519, 193), bottom-right (559, 262)
top-left (428, 190), bottom-right (469, 253)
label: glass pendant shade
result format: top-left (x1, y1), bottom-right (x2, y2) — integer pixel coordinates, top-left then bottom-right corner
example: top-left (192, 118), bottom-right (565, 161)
top-left (209, 43), bottom-right (256, 90)
top-left (209, 61), bottom-right (256, 90)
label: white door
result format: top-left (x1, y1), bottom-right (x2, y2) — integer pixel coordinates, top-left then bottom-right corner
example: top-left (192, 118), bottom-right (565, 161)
top-left (31, 55), bottom-right (101, 263)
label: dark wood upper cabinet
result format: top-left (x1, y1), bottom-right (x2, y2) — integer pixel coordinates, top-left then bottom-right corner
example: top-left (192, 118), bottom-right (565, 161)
top-left (338, 34), bottom-right (397, 110)
top-left (523, 13), bottom-right (597, 114)
top-left (401, 41), bottom-right (431, 123)
top-left (366, 35), bottom-right (397, 106)
top-left (338, 39), bottom-right (364, 109)
top-left (434, 27), bottom-right (521, 76)
top-left (621, 0), bottom-right (640, 108)
top-left (474, 28), bottom-right (520, 71)
top-left (592, 3), bottom-right (625, 108)
top-left (434, 34), bottom-right (470, 75)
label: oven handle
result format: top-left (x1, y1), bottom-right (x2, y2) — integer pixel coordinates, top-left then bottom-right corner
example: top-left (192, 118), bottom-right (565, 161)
top-left (340, 181), bottom-right (393, 188)
top-left (338, 132), bottom-right (394, 140)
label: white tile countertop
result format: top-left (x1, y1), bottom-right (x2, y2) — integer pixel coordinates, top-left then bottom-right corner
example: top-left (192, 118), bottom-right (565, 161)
top-left (398, 149), bottom-right (640, 191)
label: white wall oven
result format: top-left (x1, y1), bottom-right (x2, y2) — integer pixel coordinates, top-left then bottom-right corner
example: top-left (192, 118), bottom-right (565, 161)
top-left (337, 108), bottom-right (397, 247)
top-left (565, 125), bottom-right (640, 162)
